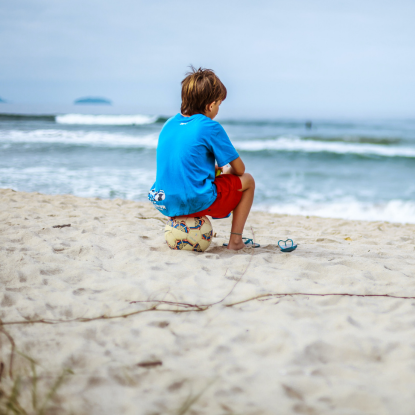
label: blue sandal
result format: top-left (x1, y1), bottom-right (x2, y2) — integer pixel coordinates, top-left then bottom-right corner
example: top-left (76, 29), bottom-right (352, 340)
top-left (278, 239), bottom-right (297, 252)
top-left (223, 237), bottom-right (260, 248)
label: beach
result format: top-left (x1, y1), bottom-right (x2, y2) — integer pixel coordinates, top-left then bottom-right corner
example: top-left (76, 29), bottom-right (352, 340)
top-left (1, 188), bottom-right (415, 414)
top-left (2, 110), bottom-right (415, 224)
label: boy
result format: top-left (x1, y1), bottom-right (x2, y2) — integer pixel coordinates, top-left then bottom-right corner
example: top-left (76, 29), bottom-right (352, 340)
top-left (149, 67), bottom-right (256, 250)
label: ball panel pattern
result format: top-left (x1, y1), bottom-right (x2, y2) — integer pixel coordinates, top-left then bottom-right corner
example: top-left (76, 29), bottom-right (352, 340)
top-left (202, 230), bottom-right (213, 241)
top-left (164, 215), bottom-right (212, 252)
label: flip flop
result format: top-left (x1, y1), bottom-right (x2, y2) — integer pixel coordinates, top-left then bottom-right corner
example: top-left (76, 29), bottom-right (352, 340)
top-left (223, 237), bottom-right (260, 248)
top-left (278, 239), bottom-right (297, 252)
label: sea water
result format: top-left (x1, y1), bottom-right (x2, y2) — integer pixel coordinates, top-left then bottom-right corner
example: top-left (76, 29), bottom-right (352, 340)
top-left (1, 105), bottom-right (414, 223)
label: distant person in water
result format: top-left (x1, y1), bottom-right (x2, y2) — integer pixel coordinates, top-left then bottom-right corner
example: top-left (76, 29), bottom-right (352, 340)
top-left (148, 66), bottom-right (256, 250)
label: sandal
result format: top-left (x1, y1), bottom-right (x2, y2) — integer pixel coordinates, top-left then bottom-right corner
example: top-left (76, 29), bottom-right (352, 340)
top-left (278, 239), bottom-right (297, 252)
top-left (223, 237), bottom-right (260, 248)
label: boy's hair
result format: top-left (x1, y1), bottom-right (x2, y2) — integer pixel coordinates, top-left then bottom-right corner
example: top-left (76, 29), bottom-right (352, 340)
top-left (181, 66), bottom-right (227, 116)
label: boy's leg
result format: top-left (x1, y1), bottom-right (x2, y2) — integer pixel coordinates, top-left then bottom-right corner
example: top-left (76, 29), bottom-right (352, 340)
top-left (224, 172), bottom-right (255, 250)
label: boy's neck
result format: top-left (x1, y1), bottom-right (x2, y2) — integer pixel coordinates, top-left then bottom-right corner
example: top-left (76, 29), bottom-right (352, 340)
top-left (181, 112), bottom-right (215, 120)
top-left (181, 100), bottom-right (220, 120)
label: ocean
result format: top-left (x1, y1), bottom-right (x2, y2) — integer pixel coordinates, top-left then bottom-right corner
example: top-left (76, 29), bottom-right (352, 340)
top-left (1, 105), bottom-right (414, 223)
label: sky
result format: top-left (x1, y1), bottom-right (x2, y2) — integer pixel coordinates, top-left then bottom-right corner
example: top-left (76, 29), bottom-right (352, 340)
top-left (1, 0), bottom-right (414, 118)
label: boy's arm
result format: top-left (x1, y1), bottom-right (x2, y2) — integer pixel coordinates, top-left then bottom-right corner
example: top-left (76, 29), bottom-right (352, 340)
top-left (223, 157), bottom-right (245, 176)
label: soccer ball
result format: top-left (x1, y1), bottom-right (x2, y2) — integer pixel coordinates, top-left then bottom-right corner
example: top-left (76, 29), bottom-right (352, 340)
top-left (165, 216), bottom-right (213, 252)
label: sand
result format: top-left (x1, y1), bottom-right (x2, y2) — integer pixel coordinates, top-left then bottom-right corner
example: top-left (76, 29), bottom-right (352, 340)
top-left (1, 188), bottom-right (415, 415)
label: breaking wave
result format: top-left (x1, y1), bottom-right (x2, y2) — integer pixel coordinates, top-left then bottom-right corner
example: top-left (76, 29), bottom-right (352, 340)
top-left (0, 166), bottom-right (154, 200)
top-left (2, 130), bottom-right (415, 158)
top-left (55, 114), bottom-right (159, 125)
top-left (0, 129), bottom-right (159, 148)
top-left (255, 199), bottom-right (415, 224)
top-left (233, 136), bottom-right (415, 158)
top-left (0, 113), bottom-right (167, 125)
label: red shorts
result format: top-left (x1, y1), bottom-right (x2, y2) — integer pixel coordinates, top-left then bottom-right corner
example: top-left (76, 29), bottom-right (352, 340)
top-left (187, 174), bottom-right (242, 218)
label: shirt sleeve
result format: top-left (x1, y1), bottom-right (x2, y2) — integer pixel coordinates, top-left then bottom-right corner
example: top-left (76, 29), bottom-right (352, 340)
top-left (209, 123), bottom-right (239, 167)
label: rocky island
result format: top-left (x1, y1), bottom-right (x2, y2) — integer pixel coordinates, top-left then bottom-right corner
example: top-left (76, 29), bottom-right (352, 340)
top-left (74, 97), bottom-right (112, 105)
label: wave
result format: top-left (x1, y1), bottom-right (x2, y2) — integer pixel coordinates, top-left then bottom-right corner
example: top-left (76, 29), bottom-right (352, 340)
top-left (0, 112), bottom-right (167, 125)
top-left (220, 118), bottom-right (415, 129)
top-left (0, 166), bottom-right (154, 200)
top-left (55, 114), bottom-right (159, 125)
top-left (221, 119), bottom-right (368, 128)
top-left (233, 137), bottom-right (415, 158)
top-left (0, 129), bottom-right (159, 148)
top-left (3, 163), bottom-right (414, 223)
top-left (255, 199), bottom-right (415, 224)
top-left (0, 113), bottom-right (56, 122)
top-left (303, 136), bottom-right (401, 145)
top-left (2, 129), bottom-right (415, 158)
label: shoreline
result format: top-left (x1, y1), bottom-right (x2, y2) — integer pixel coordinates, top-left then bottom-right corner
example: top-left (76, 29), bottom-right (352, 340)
top-left (1, 188), bottom-right (415, 414)
top-left (3, 186), bottom-right (415, 226)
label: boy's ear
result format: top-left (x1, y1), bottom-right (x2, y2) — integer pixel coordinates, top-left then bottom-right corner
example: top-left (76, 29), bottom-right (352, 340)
top-left (206, 102), bottom-right (215, 113)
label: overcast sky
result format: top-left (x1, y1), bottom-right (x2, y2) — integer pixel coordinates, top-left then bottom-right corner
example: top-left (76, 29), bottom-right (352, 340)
top-left (1, 0), bottom-right (414, 117)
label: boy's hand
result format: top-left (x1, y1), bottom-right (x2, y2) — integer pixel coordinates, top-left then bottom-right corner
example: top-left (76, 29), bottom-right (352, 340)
top-left (215, 164), bottom-right (223, 177)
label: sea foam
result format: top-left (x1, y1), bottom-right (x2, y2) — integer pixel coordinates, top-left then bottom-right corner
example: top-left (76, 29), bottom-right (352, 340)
top-left (0, 165), bottom-right (154, 200)
top-left (0, 129), bottom-right (159, 148)
top-left (233, 137), bottom-right (415, 158)
top-left (3, 129), bottom-right (415, 158)
top-left (255, 199), bottom-right (415, 224)
top-left (56, 114), bottom-right (158, 125)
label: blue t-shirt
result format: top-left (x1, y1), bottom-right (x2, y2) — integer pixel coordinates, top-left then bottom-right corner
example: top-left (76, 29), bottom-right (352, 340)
top-left (149, 113), bottom-right (239, 217)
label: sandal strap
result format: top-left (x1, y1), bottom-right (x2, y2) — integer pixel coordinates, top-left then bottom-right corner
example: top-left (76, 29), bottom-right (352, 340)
top-left (223, 239), bottom-right (260, 248)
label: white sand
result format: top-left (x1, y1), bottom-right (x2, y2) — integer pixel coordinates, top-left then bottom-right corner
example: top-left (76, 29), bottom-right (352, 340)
top-left (1, 188), bottom-right (415, 414)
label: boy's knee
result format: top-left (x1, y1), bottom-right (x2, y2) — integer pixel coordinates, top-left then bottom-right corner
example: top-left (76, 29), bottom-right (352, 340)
top-left (242, 172), bottom-right (255, 189)
top-left (247, 173), bottom-right (255, 185)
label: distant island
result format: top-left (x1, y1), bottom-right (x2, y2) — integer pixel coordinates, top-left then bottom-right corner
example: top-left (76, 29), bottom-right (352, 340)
top-left (74, 97), bottom-right (112, 105)
top-left (0, 96), bottom-right (6, 103)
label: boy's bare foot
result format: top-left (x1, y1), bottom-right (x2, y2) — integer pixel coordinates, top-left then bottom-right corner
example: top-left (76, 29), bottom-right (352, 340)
top-left (226, 239), bottom-right (246, 250)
